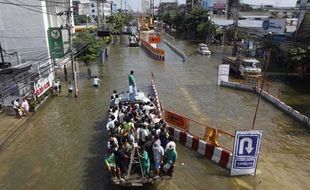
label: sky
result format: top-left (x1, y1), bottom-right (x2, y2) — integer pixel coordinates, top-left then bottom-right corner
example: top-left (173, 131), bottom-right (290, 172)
top-left (122, 0), bottom-right (297, 12)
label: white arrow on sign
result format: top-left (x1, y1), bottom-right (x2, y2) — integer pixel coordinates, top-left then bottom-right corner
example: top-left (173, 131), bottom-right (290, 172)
top-left (239, 137), bottom-right (254, 155)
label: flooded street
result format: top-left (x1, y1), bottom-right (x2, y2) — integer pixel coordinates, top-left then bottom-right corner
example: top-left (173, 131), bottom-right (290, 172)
top-left (0, 36), bottom-right (310, 190)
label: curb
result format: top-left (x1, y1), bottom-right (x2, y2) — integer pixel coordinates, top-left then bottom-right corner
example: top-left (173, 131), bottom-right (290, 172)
top-left (168, 127), bottom-right (232, 170)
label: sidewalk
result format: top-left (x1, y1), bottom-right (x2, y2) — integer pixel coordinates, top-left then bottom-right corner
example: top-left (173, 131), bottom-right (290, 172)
top-left (0, 108), bottom-right (32, 150)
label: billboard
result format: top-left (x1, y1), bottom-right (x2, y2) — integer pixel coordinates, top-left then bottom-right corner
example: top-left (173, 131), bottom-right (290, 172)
top-left (213, 0), bottom-right (226, 10)
top-left (47, 27), bottom-right (64, 59)
top-left (262, 19), bottom-right (286, 34)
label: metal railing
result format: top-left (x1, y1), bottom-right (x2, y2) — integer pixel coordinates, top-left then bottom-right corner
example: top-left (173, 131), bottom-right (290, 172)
top-left (163, 109), bottom-right (235, 152)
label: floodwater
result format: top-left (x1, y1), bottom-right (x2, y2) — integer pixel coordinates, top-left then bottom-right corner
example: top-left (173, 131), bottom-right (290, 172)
top-left (0, 36), bottom-right (310, 190)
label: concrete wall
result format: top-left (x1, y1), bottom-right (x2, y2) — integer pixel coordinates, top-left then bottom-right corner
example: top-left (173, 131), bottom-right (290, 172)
top-left (0, 0), bottom-right (49, 65)
top-left (0, 0), bottom-right (72, 104)
top-left (0, 0), bottom-right (71, 65)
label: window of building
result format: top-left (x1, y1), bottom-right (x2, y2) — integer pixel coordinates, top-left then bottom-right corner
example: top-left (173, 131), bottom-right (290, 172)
top-left (92, 9), bottom-right (95, 13)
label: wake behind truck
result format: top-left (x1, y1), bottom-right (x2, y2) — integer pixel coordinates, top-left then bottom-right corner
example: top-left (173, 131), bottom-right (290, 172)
top-left (222, 56), bottom-right (262, 77)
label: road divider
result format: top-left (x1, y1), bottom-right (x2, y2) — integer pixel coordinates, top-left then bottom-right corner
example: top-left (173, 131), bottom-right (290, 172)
top-left (140, 39), bottom-right (165, 61)
top-left (219, 80), bottom-right (310, 128)
top-left (163, 38), bottom-right (187, 61)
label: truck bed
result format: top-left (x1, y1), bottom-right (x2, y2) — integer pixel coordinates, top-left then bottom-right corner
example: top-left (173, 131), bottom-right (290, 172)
top-left (222, 56), bottom-right (239, 73)
top-left (112, 175), bottom-right (171, 187)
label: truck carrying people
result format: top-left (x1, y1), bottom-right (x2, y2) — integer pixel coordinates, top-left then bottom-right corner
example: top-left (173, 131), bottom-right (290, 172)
top-left (104, 88), bottom-right (177, 186)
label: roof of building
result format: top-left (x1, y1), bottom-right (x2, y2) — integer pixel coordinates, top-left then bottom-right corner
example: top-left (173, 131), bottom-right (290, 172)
top-left (212, 18), bottom-right (263, 28)
top-left (239, 12), bottom-right (272, 17)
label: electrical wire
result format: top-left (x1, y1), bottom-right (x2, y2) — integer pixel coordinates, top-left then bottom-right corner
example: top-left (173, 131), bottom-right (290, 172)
top-left (0, 0), bottom-right (67, 8)
top-left (0, 0), bottom-right (59, 15)
top-left (0, 43), bottom-right (89, 97)
top-left (0, 36), bottom-right (47, 39)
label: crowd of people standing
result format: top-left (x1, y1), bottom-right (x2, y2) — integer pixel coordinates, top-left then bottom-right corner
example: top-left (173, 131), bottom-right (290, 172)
top-left (104, 71), bottom-right (177, 182)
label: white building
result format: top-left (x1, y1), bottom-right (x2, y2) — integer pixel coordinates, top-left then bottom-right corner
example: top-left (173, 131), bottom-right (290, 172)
top-left (0, 0), bottom-right (73, 105)
top-left (78, 0), bottom-right (112, 20)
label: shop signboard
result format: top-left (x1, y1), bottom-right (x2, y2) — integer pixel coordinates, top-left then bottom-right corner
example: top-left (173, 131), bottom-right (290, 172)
top-left (48, 27), bottom-right (64, 58)
top-left (262, 19), bottom-right (286, 34)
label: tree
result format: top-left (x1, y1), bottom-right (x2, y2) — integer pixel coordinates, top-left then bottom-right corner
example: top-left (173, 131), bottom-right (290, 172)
top-left (74, 15), bottom-right (91, 25)
top-left (240, 3), bottom-right (253, 12)
top-left (73, 31), bottom-right (108, 65)
top-left (286, 47), bottom-right (310, 75)
top-left (108, 13), bottom-right (132, 32)
top-left (161, 5), bottom-right (216, 40)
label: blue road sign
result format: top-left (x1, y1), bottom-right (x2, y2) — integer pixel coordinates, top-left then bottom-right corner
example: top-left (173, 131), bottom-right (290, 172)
top-left (236, 134), bottom-right (260, 157)
top-left (231, 130), bottom-right (263, 176)
top-left (234, 157), bottom-right (256, 169)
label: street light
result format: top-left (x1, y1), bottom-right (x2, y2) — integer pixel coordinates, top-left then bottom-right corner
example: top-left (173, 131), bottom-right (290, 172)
top-left (86, 14), bottom-right (89, 29)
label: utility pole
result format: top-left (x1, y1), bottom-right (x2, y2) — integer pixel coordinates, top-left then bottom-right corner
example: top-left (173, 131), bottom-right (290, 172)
top-left (67, 1), bottom-right (79, 97)
top-left (150, 0), bottom-right (154, 29)
top-left (252, 49), bottom-right (271, 130)
top-left (232, 0), bottom-right (239, 56)
top-left (97, 0), bottom-right (101, 30)
top-left (121, 0), bottom-right (123, 13)
top-left (192, 0), bottom-right (194, 10)
top-left (0, 43), bottom-right (4, 64)
top-left (102, 1), bottom-right (106, 27)
top-left (124, 0), bottom-right (127, 13)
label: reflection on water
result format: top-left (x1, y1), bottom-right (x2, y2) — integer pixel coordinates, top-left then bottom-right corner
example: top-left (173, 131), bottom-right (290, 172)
top-left (0, 36), bottom-right (310, 190)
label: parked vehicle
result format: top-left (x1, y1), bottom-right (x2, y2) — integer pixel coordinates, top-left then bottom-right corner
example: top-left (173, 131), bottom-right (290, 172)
top-left (128, 34), bottom-right (139, 47)
top-left (222, 56), bottom-right (261, 76)
top-left (197, 43), bottom-right (211, 55)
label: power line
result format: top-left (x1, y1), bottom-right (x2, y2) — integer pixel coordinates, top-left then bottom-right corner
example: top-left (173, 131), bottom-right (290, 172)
top-left (0, 43), bottom-right (89, 98)
top-left (0, 36), bottom-right (47, 39)
top-left (0, 0), bottom-right (58, 15)
top-left (0, 0), bottom-right (66, 8)
top-left (41, 0), bottom-right (70, 5)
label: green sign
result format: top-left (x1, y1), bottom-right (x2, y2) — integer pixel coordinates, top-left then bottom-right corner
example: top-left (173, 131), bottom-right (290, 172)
top-left (48, 27), bottom-right (64, 58)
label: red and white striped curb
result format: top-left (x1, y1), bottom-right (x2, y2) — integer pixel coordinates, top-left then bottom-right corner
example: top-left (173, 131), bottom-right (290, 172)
top-left (168, 127), bottom-right (232, 170)
top-left (151, 80), bottom-right (162, 117)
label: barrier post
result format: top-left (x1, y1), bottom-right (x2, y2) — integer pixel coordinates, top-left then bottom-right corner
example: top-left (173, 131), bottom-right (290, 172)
top-left (203, 128), bottom-right (219, 146)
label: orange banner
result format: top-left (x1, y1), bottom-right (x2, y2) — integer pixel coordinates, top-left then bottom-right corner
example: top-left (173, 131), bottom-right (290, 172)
top-left (149, 36), bottom-right (161, 43)
top-left (165, 110), bottom-right (189, 131)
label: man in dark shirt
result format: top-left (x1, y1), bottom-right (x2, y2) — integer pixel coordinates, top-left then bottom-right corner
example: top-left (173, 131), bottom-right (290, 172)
top-left (114, 143), bottom-right (127, 181)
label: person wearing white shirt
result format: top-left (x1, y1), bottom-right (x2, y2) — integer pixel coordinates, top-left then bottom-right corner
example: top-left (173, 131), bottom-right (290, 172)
top-left (21, 98), bottom-right (29, 116)
top-left (12, 99), bottom-right (20, 117)
top-left (93, 76), bottom-right (101, 88)
top-left (153, 139), bottom-right (164, 178)
top-left (106, 115), bottom-right (116, 131)
top-left (143, 102), bottom-right (155, 115)
top-left (140, 125), bottom-right (149, 143)
top-left (118, 111), bottom-right (125, 123)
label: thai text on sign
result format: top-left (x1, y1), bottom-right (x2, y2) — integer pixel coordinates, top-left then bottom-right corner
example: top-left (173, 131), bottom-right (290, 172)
top-left (165, 110), bottom-right (189, 131)
top-left (149, 36), bottom-right (161, 44)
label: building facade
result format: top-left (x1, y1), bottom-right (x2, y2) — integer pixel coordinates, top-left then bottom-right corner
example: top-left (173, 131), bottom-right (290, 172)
top-left (0, 0), bottom-right (72, 106)
top-left (78, 0), bottom-right (112, 20)
top-left (158, 1), bottom-right (178, 16)
top-left (295, 0), bottom-right (310, 41)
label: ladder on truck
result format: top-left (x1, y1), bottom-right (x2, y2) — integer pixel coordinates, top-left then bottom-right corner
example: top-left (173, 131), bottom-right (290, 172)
top-left (126, 143), bottom-right (144, 180)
